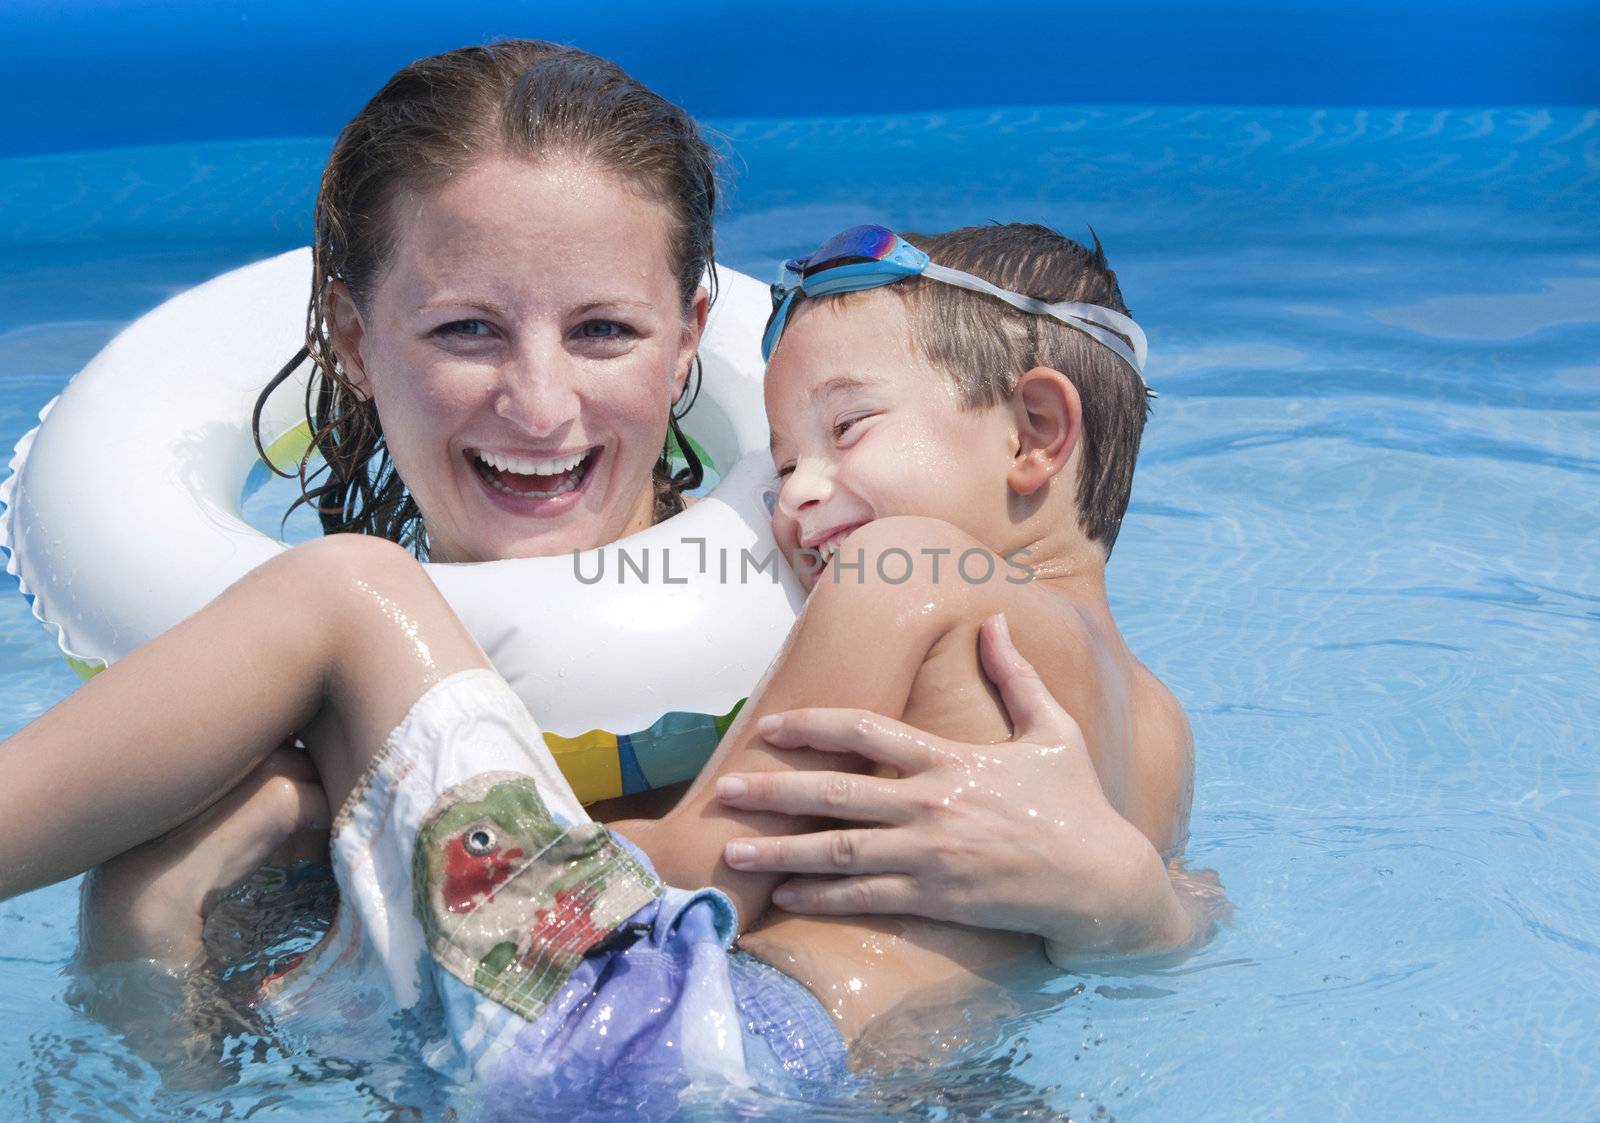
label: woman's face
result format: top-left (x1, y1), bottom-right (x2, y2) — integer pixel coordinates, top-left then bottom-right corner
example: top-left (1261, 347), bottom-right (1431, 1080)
top-left (330, 155), bottom-right (706, 563)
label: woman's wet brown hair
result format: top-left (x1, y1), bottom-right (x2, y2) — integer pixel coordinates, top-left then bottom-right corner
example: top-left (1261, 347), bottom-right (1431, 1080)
top-left (254, 40), bottom-right (719, 555)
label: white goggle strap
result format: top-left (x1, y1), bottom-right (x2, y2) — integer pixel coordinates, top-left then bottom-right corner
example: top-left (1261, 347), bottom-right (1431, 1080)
top-left (921, 262), bottom-right (1150, 387)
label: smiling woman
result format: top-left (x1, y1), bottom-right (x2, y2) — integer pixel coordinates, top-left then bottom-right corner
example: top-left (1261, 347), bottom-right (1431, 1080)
top-left (324, 155), bottom-right (707, 564)
top-left (278, 39), bottom-right (723, 563)
top-left (14, 35), bottom-right (801, 984)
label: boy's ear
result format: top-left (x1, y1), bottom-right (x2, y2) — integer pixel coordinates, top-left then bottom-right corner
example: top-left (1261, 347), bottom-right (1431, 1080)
top-left (1007, 366), bottom-right (1082, 497)
top-left (673, 284), bottom-right (712, 404)
top-left (325, 281), bottom-right (373, 402)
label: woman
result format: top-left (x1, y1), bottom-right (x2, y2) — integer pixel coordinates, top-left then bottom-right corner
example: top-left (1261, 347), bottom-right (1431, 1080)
top-left (69, 40), bottom-right (1207, 1010)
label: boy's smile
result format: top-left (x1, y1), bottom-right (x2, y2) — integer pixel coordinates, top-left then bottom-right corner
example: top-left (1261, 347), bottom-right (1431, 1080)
top-left (763, 291), bottom-right (1020, 590)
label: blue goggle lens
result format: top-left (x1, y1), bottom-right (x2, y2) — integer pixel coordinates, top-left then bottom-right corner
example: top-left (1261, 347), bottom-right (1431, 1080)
top-left (791, 225), bottom-right (901, 280)
top-left (765, 226), bottom-right (920, 359)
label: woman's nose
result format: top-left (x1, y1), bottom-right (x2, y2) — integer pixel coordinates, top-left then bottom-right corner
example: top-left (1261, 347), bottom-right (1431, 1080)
top-left (492, 344), bottom-right (580, 435)
top-left (777, 458), bottom-right (831, 519)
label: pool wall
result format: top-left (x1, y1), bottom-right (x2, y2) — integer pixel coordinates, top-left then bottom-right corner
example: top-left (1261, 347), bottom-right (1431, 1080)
top-left (3, 0), bottom-right (1598, 158)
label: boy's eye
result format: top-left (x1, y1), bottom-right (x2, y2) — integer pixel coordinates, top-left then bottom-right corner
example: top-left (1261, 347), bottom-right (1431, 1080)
top-left (832, 413), bottom-right (874, 440)
top-left (775, 463), bottom-right (795, 479)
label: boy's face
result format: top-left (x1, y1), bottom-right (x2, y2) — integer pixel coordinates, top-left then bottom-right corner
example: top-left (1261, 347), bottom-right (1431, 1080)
top-left (764, 291), bottom-right (1019, 590)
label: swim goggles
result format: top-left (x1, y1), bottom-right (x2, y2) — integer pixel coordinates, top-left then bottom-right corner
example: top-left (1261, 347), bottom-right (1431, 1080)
top-left (761, 224), bottom-right (1150, 389)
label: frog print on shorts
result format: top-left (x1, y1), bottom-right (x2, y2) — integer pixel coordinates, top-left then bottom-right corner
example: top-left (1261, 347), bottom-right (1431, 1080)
top-left (413, 771), bottom-right (661, 1020)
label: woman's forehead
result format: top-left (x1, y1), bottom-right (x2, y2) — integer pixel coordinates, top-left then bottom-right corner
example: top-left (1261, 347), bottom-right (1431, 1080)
top-left (381, 156), bottom-right (680, 306)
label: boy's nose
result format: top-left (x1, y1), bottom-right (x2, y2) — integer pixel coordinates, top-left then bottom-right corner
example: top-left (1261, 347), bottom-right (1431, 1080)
top-left (776, 458), bottom-right (831, 519)
top-left (493, 346), bottom-right (580, 436)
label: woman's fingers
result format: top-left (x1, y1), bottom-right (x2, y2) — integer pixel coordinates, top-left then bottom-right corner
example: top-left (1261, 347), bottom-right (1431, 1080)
top-left (769, 874), bottom-right (922, 916)
top-left (723, 826), bottom-right (911, 875)
top-left (978, 613), bottom-right (1085, 747)
top-left (253, 745), bottom-right (331, 866)
top-left (756, 708), bottom-right (936, 774)
top-left (716, 770), bottom-right (913, 824)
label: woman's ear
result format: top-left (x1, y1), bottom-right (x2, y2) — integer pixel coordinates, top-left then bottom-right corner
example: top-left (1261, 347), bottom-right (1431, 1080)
top-left (1007, 366), bottom-right (1083, 497)
top-left (673, 284), bottom-right (711, 404)
top-left (325, 281), bottom-right (373, 401)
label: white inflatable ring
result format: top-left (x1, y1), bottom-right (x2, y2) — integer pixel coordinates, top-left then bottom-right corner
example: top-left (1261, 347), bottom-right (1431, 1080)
top-left (0, 248), bottom-right (802, 804)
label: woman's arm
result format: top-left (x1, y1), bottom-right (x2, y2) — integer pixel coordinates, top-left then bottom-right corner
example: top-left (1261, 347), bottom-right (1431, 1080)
top-left (68, 748), bottom-right (329, 1089)
top-left (78, 746), bottom-right (328, 971)
top-left (713, 614), bottom-right (1228, 958)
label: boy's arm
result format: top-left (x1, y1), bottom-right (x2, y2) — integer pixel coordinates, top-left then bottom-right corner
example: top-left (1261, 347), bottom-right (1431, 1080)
top-left (611, 517), bottom-right (976, 928)
top-left (713, 615), bottom-right (1224, 957)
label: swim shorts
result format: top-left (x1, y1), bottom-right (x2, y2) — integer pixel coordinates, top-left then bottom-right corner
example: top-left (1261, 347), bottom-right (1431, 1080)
top-left (260, 669), bottom-right (849, 1111)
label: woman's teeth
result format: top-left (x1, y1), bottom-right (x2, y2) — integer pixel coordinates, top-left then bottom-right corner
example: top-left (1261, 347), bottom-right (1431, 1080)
top-left (477, 449), bottom-right (588, 475)
top-left (473, 448), bottom-right (592, 498)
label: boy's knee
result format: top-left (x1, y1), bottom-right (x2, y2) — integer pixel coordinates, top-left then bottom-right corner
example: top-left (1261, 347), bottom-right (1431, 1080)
top-left (260, 534), bottom-right (439, 652)
top-left (288, 533), bottom-right (426, 595)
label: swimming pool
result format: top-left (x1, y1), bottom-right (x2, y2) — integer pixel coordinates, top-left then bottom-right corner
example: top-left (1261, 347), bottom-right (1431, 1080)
top-left (3, 12), bottom-right (1599, 1123)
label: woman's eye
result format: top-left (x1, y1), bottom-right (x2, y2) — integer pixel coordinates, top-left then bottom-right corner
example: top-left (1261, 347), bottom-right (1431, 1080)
top-left (435, 319), bottom-right (494, 338)
top-left (576, 320), bottom-right (631, 340)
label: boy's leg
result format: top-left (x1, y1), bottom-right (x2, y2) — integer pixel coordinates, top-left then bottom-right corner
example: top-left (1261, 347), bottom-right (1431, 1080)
top-left (281, 665), bottom-right (818, 1099)
top-left (0, 534), bottom-right (489, 900)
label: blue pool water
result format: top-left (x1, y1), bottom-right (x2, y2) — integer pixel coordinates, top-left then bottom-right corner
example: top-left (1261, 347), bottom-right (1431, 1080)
top-left (1, 103), bottom-right (1598, 1118)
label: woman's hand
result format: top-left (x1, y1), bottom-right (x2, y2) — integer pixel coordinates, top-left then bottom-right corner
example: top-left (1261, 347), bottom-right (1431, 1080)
top-left (716, 615), bottom-right (1205, 958)
top-left (79, 745), bottom-right (329, 971)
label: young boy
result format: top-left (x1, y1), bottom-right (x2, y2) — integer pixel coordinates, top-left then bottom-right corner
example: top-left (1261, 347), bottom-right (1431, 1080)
top-left (0, 223), bottom-right (1195, 1103)
top-left (621, 221), bottom-right (1195, 1047)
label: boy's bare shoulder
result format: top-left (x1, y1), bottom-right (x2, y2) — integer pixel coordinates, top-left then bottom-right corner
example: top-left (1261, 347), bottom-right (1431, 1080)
top-left (777, 519), bottom-right (1008, 722)
top-left (812, 517), bottom-right (1133, 694)
top-left (817, 517), bottom-right (1094, 649)
top-left (812, 516), bottom-right (1013, 618)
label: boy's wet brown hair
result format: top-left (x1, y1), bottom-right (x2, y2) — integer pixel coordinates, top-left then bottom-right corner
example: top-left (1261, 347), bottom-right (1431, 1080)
top-left (254, 40), bottom-right (720, 555)
top-left (797, 223), bottom-right (1150, 553)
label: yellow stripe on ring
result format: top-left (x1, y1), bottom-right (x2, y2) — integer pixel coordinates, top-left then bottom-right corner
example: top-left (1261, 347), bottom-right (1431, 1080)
top-left (542, 729), bottom-right (624, 805)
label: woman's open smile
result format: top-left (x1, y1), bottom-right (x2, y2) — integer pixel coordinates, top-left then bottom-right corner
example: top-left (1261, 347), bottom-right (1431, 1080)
top-left (464, 443), bottom-right (601, 512)
top-left (330, 154), bottom-right (705, 563)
